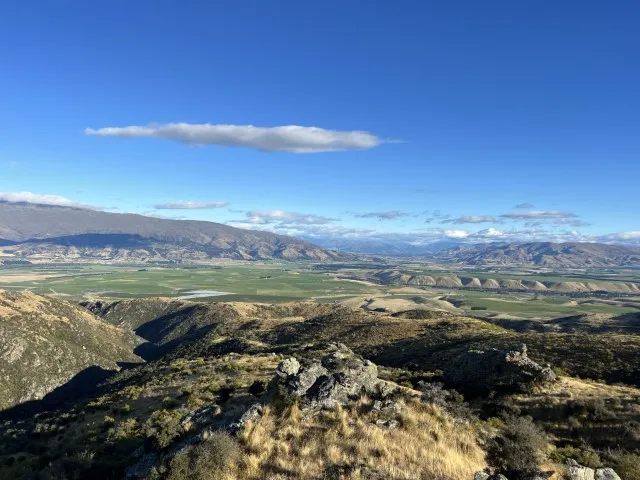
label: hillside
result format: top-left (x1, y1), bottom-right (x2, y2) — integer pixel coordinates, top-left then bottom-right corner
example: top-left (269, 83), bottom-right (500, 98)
top-left (0, 201), bottom-right (343, 262)
top-left (435, 242), bottom-right (640, 268)
top-left (0, 290), bottom-right (142, 410)
top-left (366, 269), bottom-right (640, 293)
top-left (2, 297), bottom-right (637, 479)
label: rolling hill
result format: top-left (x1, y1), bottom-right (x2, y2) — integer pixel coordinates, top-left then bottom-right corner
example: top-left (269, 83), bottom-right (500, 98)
top-left (0, 201), bottom-right (343, 262)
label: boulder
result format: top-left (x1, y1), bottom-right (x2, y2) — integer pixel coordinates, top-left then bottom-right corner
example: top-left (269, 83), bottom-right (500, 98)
top-left (444, 344), bottom-right (556, 393)
top-left (275, 357), bottom-right (300, 378)
top-left (566, 459), bottom-right (595, 480)
top-left (226, 402), bottom-right (263, 434)
top-left (180, 404), bottom-right (221, 431)
top-left (473, 473), bottom-right (490, 480)
top-left (594, 468), bottom-right (621, 480)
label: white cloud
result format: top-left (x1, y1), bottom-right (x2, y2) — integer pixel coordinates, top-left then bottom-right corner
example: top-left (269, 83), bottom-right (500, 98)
top-left (500, 210), bottom-right (589, 227)
top-left (451, 215), bottom-right (497, 224)
top-left (86, 123), bottom-right (389, 153)
top-left (154, 201), bottom-right (229, 209)
top-left (444, 229), bottom-right (469, 238)
top-left (242, 210), bottom-right (338, 225)
top-left (473, 227), bottom-right (504, 238)
top-left (355, 211), bottom-right (408, 220)
top-left (501, 210), bottom-right (577, 220)
top-left (0, 192), bottom-right (96, 210)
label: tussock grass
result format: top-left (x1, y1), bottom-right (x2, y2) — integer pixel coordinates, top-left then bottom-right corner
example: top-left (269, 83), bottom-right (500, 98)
top-left (238, 398), bottom-right (485, 479)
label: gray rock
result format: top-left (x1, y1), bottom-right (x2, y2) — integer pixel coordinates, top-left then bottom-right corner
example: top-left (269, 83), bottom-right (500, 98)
top-left (594, 468), bottom-right (621, 480)
top-left (566, 459), bottom-right (596, 480)
top-left (375, 419), bottom-right (399, 429)
top-left (180, 404), bottom-right (221, 431)
top-left (271, 344), bottom-right (383, 410)
top-left (371, 399), bottom-right (403, 415)
top-left (276, 357), bottom-right (300, 378)
top-left (227, 402), bottom-right (263, 434)
top-left (473, 473), bottom-right (490, 480)
top-left (287, 362), bottom-right (329, 396)
top-left (444, 344), bottom-right (556, 393)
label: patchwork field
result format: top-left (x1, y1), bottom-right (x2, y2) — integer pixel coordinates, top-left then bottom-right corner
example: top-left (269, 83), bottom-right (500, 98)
top-left (1, 262), bottom-right (638, 321)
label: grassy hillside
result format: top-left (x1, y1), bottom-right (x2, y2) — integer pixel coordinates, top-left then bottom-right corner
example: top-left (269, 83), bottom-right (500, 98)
top-left (0, 290), bottom-right (142, 410)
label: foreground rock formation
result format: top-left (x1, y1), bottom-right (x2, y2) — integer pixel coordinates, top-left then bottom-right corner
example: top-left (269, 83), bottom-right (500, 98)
top-left (270, 343), bottom-right (391, 409)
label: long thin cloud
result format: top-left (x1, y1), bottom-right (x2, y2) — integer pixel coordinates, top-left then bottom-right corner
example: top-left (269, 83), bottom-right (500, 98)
top-left (355, 211), bottom-right (408, 220)
top-left (154, 201), bottom-right (229, 209)
top-left (0, 192), bottom-right (97, 210)
top-left (85, 123), bottom-right (388, 153)
top-left (241, 210), bottom-right (339, 225)
top-left (450, 215), bottom-right (497, 224)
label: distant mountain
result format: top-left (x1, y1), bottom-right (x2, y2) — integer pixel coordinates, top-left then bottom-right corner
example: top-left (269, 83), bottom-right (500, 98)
top-left (302, 236), bottom-right (459, 255)
top-left (0, 201), bottom-right (344, 263)
top-left (434, 242), bottom-right (640, 268)
top-left (0, 290), bottom-right (141, 410)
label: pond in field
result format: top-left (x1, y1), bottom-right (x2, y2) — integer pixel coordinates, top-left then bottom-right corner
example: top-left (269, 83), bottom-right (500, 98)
top-left (177, 290), bottom-right (234, 300)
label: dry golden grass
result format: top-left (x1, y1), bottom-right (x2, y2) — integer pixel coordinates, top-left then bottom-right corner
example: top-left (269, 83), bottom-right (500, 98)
top-left (237, 398), bottom-right (485, 480)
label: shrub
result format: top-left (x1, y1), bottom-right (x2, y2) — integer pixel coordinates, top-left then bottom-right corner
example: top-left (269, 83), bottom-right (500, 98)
top-left (108, 418), bottom-right (141, 442)
top-left (142, 410), bottom-right (184, 449)
top-left (612, 451), bottom-right (640, 480)
top-left (166, 432), bottom-right (241, 480)
top-left (550, 445), bottom-right (601, 468)
top-left (486, 415), bottom-right (547, 480)
top-left (162, 396), bottom-right (180, 409)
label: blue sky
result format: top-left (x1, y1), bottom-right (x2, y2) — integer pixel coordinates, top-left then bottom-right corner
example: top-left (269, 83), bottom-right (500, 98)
top-left (1, 1), bottom-right (639, 246)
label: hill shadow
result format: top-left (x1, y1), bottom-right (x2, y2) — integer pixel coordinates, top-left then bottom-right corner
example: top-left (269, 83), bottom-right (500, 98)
top-left (0, 362), bottom-right (137, 421)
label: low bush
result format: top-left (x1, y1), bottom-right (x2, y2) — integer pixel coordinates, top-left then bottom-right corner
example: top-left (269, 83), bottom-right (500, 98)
top-left (486, 415), bottom-right (547, 480)
top-left (166, 432), bottom-right (241, 480)
top-left (142, 410), bottom-right (184, 449)
top-left (549, 445), bottom-right (601, 468)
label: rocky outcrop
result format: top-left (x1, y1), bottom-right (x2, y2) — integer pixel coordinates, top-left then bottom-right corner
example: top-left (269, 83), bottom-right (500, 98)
top-left (271, 343), bottom-right (386, 409)
top-left (444, 344), bottom-right (556, 393)
top-left (594, 469), bottom-right (621, 480)
top-left (565, 459), bottom-right (622, 480)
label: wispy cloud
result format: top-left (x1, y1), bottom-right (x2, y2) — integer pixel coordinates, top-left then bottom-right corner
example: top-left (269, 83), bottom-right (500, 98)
top-left (355, 211), bottom-right (408, 220)
top-left (514, 202), bottom-right (535, 209)
top-left (0, 192), bottom-right (97, 210)
top-left (86, 123), bottom-right (391, 153)
top-left (500, 210), bottom-right (577, 221)
top-left (424, 211), bottom-right (454, 224)
top-left (450, 215), bottom-right (497, 224)
top-left (241, 210), bottom-right (338, 225)
top-left (471, 227), bottom-right (504, 238)
top-left (500, 210), bottom-right (588, 227)
top-left (154, 201), bottom-right (229, 209)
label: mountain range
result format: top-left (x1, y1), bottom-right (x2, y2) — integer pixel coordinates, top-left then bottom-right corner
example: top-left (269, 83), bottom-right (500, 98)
top-left (2, 201), bottom-right (639, 267)
top-left (435, 242), bottom-right (640, 268)
top-left (0, 201), bottom-right (343, 263)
